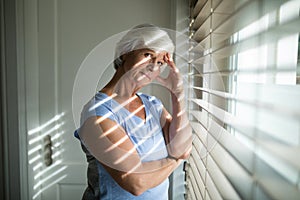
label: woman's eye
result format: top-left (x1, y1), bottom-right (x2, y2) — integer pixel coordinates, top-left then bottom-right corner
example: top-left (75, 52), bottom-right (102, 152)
top-left (144, 53), bottom-right (152, 58)
top-left (157, 61), bottom-right (164, 66)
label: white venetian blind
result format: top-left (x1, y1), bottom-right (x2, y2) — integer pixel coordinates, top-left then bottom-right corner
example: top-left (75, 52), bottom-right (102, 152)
top-left (185, 0), bottom-right (300, 199)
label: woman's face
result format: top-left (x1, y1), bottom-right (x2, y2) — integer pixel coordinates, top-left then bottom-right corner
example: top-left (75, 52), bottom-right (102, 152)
top-left (121, 48), bottom-right (166, 84)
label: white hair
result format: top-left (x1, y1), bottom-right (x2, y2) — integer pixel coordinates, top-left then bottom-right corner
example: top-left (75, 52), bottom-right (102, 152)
top-left (114, 24), bottom-right (175, 69)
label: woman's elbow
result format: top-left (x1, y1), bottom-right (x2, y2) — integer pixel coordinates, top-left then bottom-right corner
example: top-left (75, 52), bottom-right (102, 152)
top-left (130, 188), bottom-right (145, 196)
top-left (169, 134), bottom-right (193, 159)
top-left (127, 183), bottom-right (145, 196)
top-left (120, 175), bottom-right (147, 196)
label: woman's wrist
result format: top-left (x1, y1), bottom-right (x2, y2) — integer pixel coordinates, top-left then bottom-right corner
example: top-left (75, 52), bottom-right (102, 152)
top-left (167, 154), bottom-right (178, 161)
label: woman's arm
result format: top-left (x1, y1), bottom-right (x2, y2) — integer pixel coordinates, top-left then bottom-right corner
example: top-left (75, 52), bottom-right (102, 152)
top-left (103, 155), bottom-right (180, 196)
top-left (79, 116), bottom-right (180, 196)
top-left (161, 94), bottom-right (193, 159)
top-left (158, 53), bottom-right (193, 159)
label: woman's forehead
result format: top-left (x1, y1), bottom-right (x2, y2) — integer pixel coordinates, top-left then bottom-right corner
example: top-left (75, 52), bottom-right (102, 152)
top-left (137, 48), bottom-right (167, 56)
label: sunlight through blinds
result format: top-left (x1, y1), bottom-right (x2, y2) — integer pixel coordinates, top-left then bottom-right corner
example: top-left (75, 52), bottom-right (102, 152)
top-left (185, 0), bottom-right (300, 199)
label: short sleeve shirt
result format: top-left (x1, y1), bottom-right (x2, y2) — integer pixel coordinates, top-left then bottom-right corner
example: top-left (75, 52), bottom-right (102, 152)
top-left (75, 92), bottom-right (169, 200)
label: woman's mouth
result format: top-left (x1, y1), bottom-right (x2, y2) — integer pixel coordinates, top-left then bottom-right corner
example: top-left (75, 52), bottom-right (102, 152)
top-left (137, 72), bottom-right (151, 81)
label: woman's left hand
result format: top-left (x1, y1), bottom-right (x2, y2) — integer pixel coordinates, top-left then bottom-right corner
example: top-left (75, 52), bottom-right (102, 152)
top-left (156, 53), bottom-right (183, 96)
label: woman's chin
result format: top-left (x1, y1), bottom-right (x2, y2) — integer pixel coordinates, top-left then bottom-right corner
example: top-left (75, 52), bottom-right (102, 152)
top-left (137, 74), bottom-right (147, 81)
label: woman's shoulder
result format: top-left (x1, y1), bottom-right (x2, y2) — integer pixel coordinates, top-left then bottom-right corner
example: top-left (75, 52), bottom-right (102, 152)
top-left (80, 91), bottom-right (118, 126)
top-left (138, 93), bottom-right (162, 106)
top-left (81, 92), bottom-right (114, 117)
top-left (95, 91), bottom-right (109, 100)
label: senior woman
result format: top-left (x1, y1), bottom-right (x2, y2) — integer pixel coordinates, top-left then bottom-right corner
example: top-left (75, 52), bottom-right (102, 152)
top-left (74, 24), bottom-right (193, 200)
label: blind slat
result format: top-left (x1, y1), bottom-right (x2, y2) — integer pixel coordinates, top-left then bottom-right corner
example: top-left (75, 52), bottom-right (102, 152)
top-left (192, 16), bottom-right (300, 57)
top-left (186, 166), bottom-right (204, 200)
top-left (208, 143), bottom-right (254, 199)
top-left (190, 65), bottom-right (300, 76)
top-left (190, 148), bottom-right (207, 179)
top-left (190, 101), bottom-right (300, 171)
top-left (214, 0), bottom-right (250, 14)
top-left (257, 140), bottom-right (300, 174)
top-left (189, 156), bottom-right (206, 195)
top-left (185, 179), bottom-right (199, 200)
top-left (207, 117), bottom-right (255, 173)
top-left (213, 18), bottom-right (300, 59)
top-left (205, 170), bottom-right (223, 200)
top-left (193, 16), bottom-right (211, 42)
top-left (190, 111), bottom-right (208, 125)
top-left (206, 155), bottom-right (242, 200)
top-left (213, 0), bottom-right (286, 38)
top-left (255, 156), bottom-right (300, 200)
top-left (191, 98), bottom-right (300, 147)
top-left (190, 126), bottom-right (208, 159)
top-left (192, 0), bottom-right (211, 30)
top-left (192, 0), bottom-right (207, 18)
top-left (191, 98), bottom-right (250, 127)
top-left (187, 0), bottom-right (300, 199)
top-left (192, 0), bottom-right (289, 44)
top-left (191, 33), bottom-right (226, 52)
top-left (192, 54), bottom-right (210, 65)
top-left (190, 84), bottom-right (300, 119)
top-left (208, 114), bottom-right (300, 186)
top-left (190, 121), bottom-right (208, 146)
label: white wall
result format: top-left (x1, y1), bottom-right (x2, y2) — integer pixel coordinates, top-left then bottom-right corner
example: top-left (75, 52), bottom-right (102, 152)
top-left (57, 0), bottom-right (175, 166)
top-left (21, 0), bottom-right (178, 199)
top-left (169, 0), bottom-right (190, 200)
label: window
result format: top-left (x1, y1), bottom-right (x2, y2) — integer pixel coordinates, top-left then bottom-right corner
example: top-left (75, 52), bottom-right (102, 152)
top-left (186, 0), bottom-right (300, 199)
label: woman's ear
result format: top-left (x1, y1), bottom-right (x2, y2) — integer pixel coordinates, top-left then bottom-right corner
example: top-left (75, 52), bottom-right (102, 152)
top-left (118, 55), bottom-right (126, 68)
top-left (120, 51), bottom-right (134, 67)
top-left (121, 54), bottom-right (127, 63)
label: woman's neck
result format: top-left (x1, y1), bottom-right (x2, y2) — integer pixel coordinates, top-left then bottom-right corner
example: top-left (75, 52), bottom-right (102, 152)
top-left (100, 68), bottom-right (140, 98)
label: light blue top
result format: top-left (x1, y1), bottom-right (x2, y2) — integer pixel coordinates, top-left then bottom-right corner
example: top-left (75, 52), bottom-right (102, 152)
top-left (75, 92), bottom-right (169, 200)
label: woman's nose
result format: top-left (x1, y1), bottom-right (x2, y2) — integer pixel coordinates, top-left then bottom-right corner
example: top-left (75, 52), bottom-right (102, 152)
top-left (146, 64), bottom-right (155, 72)
top-left (146, 64), bottom-right (160, 73)
top-left (146, 58), bottom-right (159, 71)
